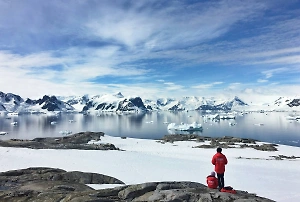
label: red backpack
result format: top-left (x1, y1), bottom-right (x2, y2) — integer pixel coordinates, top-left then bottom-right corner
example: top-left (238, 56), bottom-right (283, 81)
top-left (220, 186), bottom-right (237, 194)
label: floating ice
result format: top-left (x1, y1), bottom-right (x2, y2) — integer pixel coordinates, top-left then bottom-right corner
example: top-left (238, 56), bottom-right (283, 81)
top-left (59, 130), bottom-right (72, 135)
top-left (11, 122), bottom-right (18, 126)
top-left (7, 112), bottom-right (19, 116)
top-left (220, 115), bottom-right (236, 119)
top-left (204, 113), bottom-right (236, 120)
top-left (167, 122), bottom-right (203, 131)
top-left (203, 114), bottom-right (220, 120)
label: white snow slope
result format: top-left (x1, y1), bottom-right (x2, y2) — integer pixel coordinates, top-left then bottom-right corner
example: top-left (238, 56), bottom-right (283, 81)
top-left (0, 135), bottom-right (299, 201)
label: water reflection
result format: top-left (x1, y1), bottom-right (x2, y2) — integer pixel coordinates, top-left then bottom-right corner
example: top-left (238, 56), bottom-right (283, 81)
top-left (0, 111), bottom-right (299, 147)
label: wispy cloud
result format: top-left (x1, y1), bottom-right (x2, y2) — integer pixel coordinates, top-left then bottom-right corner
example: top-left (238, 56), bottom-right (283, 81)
top-left (163, 82), bottom-right (184, 91)
top-left (0, 51), bottom-right (64, 69)
top-left (193, 82), bottom-right (223, 89)
top-left (257, 79), bottom-right (268, 83)
top-left (0, 0), bottom-right (299, 99)
top-left (262, 68), bottom-right (290, 79)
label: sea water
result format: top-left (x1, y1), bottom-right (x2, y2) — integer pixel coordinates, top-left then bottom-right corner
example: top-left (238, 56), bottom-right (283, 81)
top-left (0, 111), bottom-right (299, 147)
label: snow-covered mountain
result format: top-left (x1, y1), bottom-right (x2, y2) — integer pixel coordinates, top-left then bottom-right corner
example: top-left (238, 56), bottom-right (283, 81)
top-left (0, 91), bottom-right (24, 112)
top-left (143, 96), bottom-right (248, 111)
top-left (79, 92), bottom-right (147, 113)
top-left (0, 91), bottom-right (299, 114)
top-left (25, 95), bottom-right (74, 112)
top-left (0, 91), bottom-right (74, 114)
top-left (59, 95), bottom-right (90, 112)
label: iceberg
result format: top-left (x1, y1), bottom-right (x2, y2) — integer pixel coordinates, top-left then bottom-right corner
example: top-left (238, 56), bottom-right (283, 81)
top-left (220, 115), bottom-right (236, 119)
top-left (11, 121), bottom-right (18, 126)
top-left (59, 130), bottom-right (72, 135)
top-left (0, 131), bottom-right (8, 135)
top-left (203, 114), bottom-right (220, 120)
top-left (167, 122), bottom-right (203, 131)
top-left (7, 112), bottom-right (19, 116)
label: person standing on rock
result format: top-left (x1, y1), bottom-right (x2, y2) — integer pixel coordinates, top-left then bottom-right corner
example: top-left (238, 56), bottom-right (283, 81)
top-left (212, 147), bottom-right (228, 190)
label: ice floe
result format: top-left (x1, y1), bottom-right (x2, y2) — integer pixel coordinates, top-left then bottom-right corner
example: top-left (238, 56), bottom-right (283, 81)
top-left (0, 131), bottom-right (8, 135)
top-left (167, 122), bottom-right (203, 131)
top-left (59, 130), bottom-right (72, 135)
top-left (10, 121), bottom-right (18, 126)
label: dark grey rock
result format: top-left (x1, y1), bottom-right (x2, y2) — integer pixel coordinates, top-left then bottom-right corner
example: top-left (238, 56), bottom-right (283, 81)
top-left (0, 168), bottom-right (275, 202)
top-left (0, 132), bottom-right (119, 150)
top-left (161, 134), bottom-right (277, 151)
top-left (118, 182), bottom-right (158, 200)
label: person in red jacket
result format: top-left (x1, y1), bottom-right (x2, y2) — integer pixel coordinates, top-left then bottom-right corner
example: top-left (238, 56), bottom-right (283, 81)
top-left (206, 171), bottom-right (218, 189)
top-left (211, 147), bottom-right (228, 190)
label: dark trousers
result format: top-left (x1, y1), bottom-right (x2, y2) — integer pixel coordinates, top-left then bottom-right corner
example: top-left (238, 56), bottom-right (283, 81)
top-left (217, 173), bottom-right (224, 189)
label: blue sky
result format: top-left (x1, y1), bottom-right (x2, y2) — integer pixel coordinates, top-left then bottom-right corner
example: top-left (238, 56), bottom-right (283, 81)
top-left (0, 0), bottom-right (299, 102)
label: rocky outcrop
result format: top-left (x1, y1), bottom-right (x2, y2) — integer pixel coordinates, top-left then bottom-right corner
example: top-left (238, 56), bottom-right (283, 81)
top-left (116, 181), bottom-right (274, 202)
top-left (0, 168), bottom-right (274, 202)
top-left (0, 167), bottom-right (125, 202)
top-left (116, 97), bottom-right (147, 112)
top-left (160, 134), bottom-right (278, 151)
top-left (0, 132), bottom-right (119, 150)
top-left (287, 98), bottom-right (300, 107)
top-left (0, 131), bottom-right (278, 152)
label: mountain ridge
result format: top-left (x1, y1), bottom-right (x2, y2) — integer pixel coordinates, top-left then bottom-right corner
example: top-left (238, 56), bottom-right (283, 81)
top-left (0, 91), bottom-right (299, 114)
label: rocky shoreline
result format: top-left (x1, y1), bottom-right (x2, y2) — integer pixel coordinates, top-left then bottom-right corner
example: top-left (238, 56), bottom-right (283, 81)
top-left (0, 132), bottom-right (280, 201)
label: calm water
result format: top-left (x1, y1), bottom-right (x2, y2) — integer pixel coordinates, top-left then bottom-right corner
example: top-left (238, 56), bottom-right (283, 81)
top-left (0, 111), bottom-right (299, 147)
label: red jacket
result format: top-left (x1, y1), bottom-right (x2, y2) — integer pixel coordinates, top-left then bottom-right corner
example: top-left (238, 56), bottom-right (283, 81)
top-left (206, 175), bottom-right (218, 189)
top-left (212, 152), bottom-right (228, 174)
